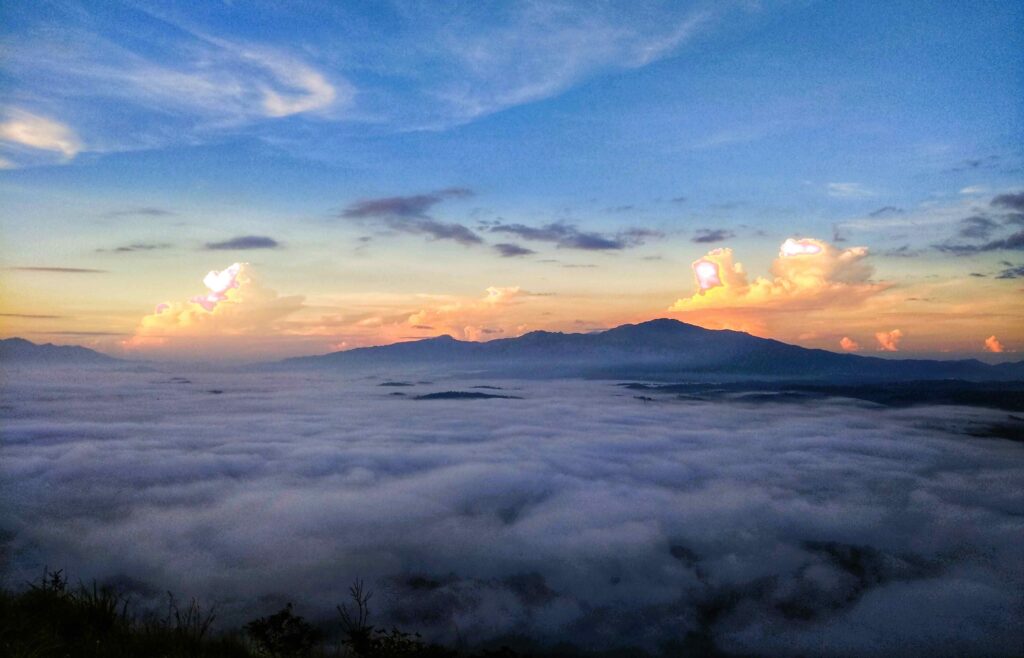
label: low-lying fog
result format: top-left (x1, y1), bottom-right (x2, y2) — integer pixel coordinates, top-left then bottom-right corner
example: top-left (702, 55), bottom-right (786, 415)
top-left (1, 367), bottom-right (1022, 655)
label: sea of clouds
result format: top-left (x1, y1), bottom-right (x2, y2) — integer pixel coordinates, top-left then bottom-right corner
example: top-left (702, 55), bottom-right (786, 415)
top-left (1, 365), bottom-right (1022, 655)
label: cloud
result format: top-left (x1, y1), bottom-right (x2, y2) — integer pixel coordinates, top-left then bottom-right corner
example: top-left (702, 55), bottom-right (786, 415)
top-left (401, 220), bottom-right (483, 246)
top-left (100, 243), bottom-right (173, 253)
top-left (957, 216), bottom-right (1000, 239)
top-left (946, 155), bottom-right (1003, 173)
top-left (404, 286), bottom-right (534, 341)
top-left (42, 330), bottom-right (126, 336)
top-left (937, 230), bottom-right (1024, 254)
top-left (0, 109), bottom-right (81, 160)
top-left (0, 3), bottom-right (722, 151)
top-left (995, 263), bottom-right (1024, 279)
top-left (423, 6), bottom-right (712, 125)
top-left (342, 189), bottom-right (481, 246)
top-left (868, 206), bottom-right (904, 218)
top-left (984, 335), bottom-right (1004, 353)
top-left (880, 245), bottom-right (924, 258)
top-left (692, 229), bottom-right (735, 244)
top-left (875, 329), bottom-right (904, 352)
top-left (1, 8), bottom-right (352, 157)
top-left (125, 262), bottom-right (304, 359)
top-left (189, 263), bottom-right (244, 311)
top-left (102, 207), bottom-right (176, 218)
top-left (205, 236), bottom-right (281, 250)
top-left (9, 266), bottom-right (106, 273)
top-left (0, 312), bottom-right (65, 319)
top-left (486, 221), bottom-right (660, 251)
top-left (991, 192), bottom-right (1024, 212)
top-left (2, 373), bottom-right (1022, 654)
top-left (250, 52), bottom-right (338, 118)
top-left (929, 195), bottom-right (1024, 254)
top-left (342, 189), bottom-right (473, 219)
top-left (839, 336), bottom-right (860, 352)
top-left (671, 238), bottom-right (886, 314)
top-left (493, 243), bottom-right (536, 258)
top-left (827, 182), bottom-right (874, 199)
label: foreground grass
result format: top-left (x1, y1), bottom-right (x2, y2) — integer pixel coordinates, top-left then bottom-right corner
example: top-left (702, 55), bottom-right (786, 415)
top-left (1, 570), bottom-right (628, 658)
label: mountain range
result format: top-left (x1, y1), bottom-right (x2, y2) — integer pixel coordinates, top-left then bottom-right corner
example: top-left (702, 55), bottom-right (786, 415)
top-left (275, 319), bottom-right (1024, 381)
top-left (4, 321), bottom-right (1022, 381)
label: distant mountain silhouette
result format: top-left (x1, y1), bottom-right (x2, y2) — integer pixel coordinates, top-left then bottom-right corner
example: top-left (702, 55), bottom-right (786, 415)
top-left (0, 337), bottom-right (118, 365)
top-left (277, 319), bottom-right (1024, 381)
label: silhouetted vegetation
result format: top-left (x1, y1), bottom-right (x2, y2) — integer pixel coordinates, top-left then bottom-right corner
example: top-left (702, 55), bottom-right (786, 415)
top-left (0, 569), bottom-right (250, 657)
top-left (245, 603), bottom-right (321, 656)
top-left (0, 570), bottom-right (549, 658)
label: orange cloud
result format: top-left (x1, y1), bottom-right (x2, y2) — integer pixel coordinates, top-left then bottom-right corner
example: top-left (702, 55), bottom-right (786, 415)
top-left (407, 286), bottom-right (530, 341)
top-left (671, 238), bottom-right (885, 314)
top-left (124, 262), bottom-right (304, 358)
top-left (984, 335), bottom-right (1004, 353)
top-left (875, 329), bottom-right (903, 352)
top-left (839, 336), bottom-right (860, 352)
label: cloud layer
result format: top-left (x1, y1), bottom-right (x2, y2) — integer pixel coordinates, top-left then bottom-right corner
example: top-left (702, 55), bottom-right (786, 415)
top-left (1, 369), bottom-right (1022, 654)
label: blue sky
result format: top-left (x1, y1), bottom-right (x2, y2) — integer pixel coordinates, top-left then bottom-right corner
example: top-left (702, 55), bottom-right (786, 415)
top-left (1, 0), bottom-right (1022, 359)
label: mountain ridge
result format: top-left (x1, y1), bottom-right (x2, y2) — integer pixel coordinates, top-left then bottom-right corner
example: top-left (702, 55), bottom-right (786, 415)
top-left (0, 337), bottom-right (119, 365)
top-left (275, 318), bottom-right (1024, 381)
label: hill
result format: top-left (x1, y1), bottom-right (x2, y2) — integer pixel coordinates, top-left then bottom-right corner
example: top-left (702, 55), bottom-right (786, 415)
top-left (0, 337), bottom-right (118, 365)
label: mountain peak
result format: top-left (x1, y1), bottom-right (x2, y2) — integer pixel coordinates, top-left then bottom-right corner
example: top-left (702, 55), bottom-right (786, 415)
top-left (626, 318), bottom-right (699, 331)
top-left (602, 318), bottom-right (707, 337)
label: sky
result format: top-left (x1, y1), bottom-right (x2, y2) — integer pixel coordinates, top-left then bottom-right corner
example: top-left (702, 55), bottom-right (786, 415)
top-left (0, 0), bottom-right (1022, 361)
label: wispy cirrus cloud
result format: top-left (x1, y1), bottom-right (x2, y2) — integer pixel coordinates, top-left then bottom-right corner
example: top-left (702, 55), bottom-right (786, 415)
top-left (0, 2), bottom-right (727, 158)
top-left (418, 4), bottom-right (713, 126)
top-left (827, 182), bottom-right (874, 199)
top-left (0, 5), bottom-right (352, 156)
top-left (0, 110), bottom-right (82, 165)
